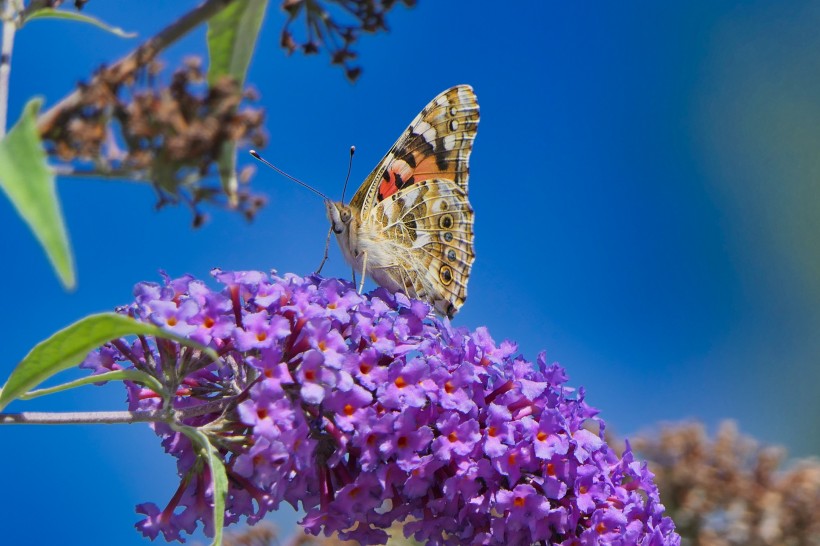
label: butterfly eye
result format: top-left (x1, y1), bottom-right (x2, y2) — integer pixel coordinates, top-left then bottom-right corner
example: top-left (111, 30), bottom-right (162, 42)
top-left (341, 209), bottom-right (352, 223)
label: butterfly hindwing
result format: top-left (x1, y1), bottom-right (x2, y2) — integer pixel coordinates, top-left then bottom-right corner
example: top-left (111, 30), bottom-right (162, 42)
top-left (371, 177), bottom-right (474, 317)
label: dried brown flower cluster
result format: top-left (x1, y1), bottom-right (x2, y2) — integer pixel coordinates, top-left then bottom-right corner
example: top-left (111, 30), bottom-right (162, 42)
top-left (280, 0), bottom-right (416, 81)
top-left (631, 421), bottom-right (820, 546)
top-left (223, 521), bottom-right (280, 546)
top-left (41, 57), bottom-right (267, 225)
top-left (32, 0), bottom-right (89, 10)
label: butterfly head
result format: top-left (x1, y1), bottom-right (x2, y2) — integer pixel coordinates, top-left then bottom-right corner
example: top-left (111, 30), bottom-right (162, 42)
top-left (326, 201), bottom-right (353, 235)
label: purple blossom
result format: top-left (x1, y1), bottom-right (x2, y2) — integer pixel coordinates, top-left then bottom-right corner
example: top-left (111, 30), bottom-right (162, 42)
top-left (83, 271), bottom-right (681, 545)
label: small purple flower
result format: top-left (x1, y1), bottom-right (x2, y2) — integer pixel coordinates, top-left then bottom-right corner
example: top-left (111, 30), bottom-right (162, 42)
top-left (82, 271), bottom-right (680, 545)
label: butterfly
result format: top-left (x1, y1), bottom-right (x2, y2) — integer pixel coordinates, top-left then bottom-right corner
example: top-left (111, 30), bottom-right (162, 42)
top-left (325, 85), bottom-right (478, 318)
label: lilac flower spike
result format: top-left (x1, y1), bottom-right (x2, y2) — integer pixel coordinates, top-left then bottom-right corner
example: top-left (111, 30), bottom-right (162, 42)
top-left (83, 271), bottom-right (680, 545)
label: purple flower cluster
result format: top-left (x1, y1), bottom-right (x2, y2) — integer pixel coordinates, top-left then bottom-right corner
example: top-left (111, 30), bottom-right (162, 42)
top-left (83, 270), bottom-right (680, 545)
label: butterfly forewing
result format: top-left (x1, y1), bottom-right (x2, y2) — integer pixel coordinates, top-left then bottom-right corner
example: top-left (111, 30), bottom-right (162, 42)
top-left (350, 85), bottom-right (479, 217)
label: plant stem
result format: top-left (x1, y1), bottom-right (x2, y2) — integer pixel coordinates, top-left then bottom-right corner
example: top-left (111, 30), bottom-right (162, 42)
top-left (19, 0), bottom-right (51, 21)
top-left (0, 410), bottom-right (165, 425)
top-left (36, 0), bottom-right (237, 136)
top-left (0, 0), bottom-right (17, 138)
top-left (51, 164), bottom-right (150, 182)
top-left (0, 397), bottom-right (235, 425)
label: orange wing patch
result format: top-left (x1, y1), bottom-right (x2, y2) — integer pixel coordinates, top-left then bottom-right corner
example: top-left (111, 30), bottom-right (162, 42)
top-left (377, 158), bottom-right (416, 201)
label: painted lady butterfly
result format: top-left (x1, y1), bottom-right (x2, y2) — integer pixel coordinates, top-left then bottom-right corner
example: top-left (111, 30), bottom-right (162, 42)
top-left (325, 85), bottom-right (478, 318)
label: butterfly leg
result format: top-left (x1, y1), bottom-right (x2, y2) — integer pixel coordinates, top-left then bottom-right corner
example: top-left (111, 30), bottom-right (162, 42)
top-left (315, 226), bottom-right (333, 275)
top-left (358, 251), bottom-right (368, 294)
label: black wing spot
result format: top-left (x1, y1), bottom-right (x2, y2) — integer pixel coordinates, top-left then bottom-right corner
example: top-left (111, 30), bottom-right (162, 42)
top-left (395, 173), bottom-right (415, 190)
top-left (439, 214), bottom-right (454, 229)
top-left (435, 150), bottom-right (450, 171)
top-left (439, 265), bottom-right (454, 286)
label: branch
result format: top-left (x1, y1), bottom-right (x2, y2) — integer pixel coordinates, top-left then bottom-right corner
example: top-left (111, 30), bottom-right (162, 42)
top-left (0, 396), bottom-right (235, 425)
top-left (36, 0), bottom-right (237, 136)
top-left (0, 0), bottom-right (17, 137)
top-left (0, 409), bottom-right (165, 425)
top-left (51, 164), bottom-right (150, 181)
top-left (20, 0), bottom-right (52, 22)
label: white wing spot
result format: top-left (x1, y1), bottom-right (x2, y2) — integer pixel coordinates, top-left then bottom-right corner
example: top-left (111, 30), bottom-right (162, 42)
top-left (449, 120), bottom-right (459, 131)
top-left (414, 120), bottom-right (433, 137)
top-left (421, 127), bottom-right (439, 148)
top-left (443, 134), bottom-right (456, 151)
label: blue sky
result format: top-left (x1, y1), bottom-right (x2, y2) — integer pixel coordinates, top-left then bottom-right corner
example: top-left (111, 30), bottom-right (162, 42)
top-left (2, 1), bottom-right (820, 544)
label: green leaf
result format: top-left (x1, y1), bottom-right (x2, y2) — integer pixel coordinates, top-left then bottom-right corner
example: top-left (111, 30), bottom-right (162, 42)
top-left (207, 0), bottom-right (267, 86)
top-left (24, 8), bottom-right (137, 38)
top-left (0, 313), bottom-right (218, 411)
top-left (19, 369), bottom-right (166, 401)
top-left (177, 426), bottom-right (228, 546)
top-left (0, 99), bottom-right (75, 289)
top-left (207, 0), bottom-right (268, 206)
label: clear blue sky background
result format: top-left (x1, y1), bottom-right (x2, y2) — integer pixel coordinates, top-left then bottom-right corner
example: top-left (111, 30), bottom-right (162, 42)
top-left (2, 1), bottom-right (820, 544)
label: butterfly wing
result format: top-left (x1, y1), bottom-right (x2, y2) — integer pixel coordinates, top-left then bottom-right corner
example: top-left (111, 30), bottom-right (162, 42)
top-left (369, 177), bottom-right (474, 318)
top-left (349, 85), bottom-right (478, 317)
top-left (349, 85), bottom-right (478, 216)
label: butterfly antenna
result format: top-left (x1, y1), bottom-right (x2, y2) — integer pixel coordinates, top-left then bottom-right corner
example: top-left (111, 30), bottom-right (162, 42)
top-left (250, 150), bottom-right (331, 201)
top-left (340, 145), bottom-right (356, 202)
